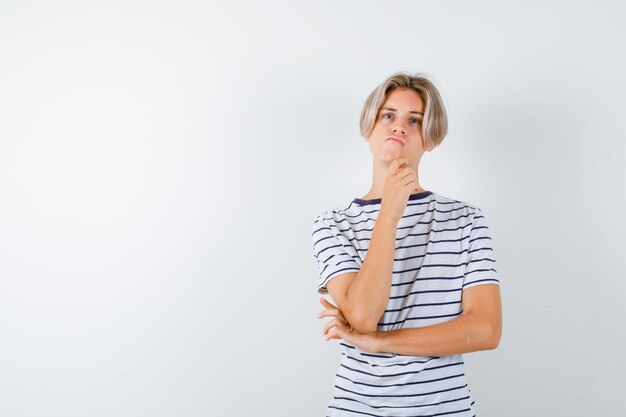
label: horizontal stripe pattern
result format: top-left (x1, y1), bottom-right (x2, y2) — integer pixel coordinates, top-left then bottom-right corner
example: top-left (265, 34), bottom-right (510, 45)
top-left (311, 191), bottom-right (500, 416)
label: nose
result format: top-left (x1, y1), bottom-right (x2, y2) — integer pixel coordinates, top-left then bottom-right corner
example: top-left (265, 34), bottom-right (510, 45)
top-left (392, 122), bottom-right (406, 136)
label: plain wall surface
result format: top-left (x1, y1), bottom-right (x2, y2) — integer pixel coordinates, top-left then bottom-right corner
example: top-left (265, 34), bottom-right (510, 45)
top-left (1, 1), bottom-right (624, 416)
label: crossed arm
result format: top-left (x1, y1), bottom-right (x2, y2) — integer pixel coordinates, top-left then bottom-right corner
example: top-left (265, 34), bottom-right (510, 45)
top-left (318, 210), bottom-right (502, 356)
top-left (318, 282), bottom-right (502, 356)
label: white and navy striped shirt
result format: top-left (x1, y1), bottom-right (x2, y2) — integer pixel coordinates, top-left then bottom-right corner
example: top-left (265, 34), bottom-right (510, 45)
top-left (311, 190), bottom-right (500, 417)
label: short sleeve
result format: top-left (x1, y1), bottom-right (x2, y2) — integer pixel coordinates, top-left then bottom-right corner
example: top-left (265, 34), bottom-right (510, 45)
top-left (463, 207), bottom-right (500, 290)
top-left (311, 215), bottom-right (361, 294)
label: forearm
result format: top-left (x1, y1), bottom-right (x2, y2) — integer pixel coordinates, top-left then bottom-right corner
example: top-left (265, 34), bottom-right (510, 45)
top-left (346, 216), bottom-right (398, 332)
top-left (375, 312), bottom-right (499, 356)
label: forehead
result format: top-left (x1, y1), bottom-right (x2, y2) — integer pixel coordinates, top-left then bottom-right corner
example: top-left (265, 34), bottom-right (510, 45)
top-left (381, 88), bottom-right (424, 110)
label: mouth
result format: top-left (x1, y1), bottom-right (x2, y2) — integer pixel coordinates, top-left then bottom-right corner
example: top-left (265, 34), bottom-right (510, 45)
top-left (386, 137), bottom-right (405, 145)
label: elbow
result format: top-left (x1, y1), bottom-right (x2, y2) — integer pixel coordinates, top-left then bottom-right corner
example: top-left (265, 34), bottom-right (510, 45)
top-left (341, 300), bottom-right (379, 334)
top-left (353, 321), bottom-right (377, 334)
top-left (471, 314), bottom-right (501, 350)
top-left (486, 334), bottom-right (500, 350)
top-left (349, 313), bottom-right (378, 334)
top-left (486, 322), bottom-right (502, 350)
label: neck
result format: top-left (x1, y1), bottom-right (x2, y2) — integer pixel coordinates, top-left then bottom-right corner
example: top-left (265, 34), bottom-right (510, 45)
top-left (361, 158), bottom-right (425, 200)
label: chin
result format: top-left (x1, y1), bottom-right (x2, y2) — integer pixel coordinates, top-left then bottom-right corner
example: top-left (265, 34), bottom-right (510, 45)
top-left (380, 152), bottom-right (402, 161)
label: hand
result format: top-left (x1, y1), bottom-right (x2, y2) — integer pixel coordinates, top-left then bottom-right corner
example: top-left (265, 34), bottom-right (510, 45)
top-left (379, 158), bottom-right (420, 223)
top-left (316, 298), bottom-right (380, 354)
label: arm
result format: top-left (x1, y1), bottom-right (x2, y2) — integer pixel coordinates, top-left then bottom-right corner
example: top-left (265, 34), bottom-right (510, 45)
top-left (375, 284), bottom-right (502, 356)
top-left (327, 215), bottom-right (399, 333)
top-left (320, 284), bottom-right (502, 355)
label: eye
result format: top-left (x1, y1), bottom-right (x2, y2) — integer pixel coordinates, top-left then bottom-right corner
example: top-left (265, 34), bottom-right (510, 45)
top-left (382, 113), bottom-right (393, 119)
top-left (410, 117), bottom-right (422, 125)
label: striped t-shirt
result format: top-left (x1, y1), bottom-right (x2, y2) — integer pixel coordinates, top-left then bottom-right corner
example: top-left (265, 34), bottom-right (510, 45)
top-left (311, 190), bottom-right (500, 417)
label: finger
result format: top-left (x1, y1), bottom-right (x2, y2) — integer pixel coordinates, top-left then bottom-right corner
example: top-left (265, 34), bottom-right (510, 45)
top-left (395, 158), bottom-right (408, 169)
top-left (320, 298), bottom-right (337, 309)
top-left (396, 157), bottom-right (408, 166)
top-left (317, 309), bottom-right (335, 319)
top-left (396, 167), bottom-right (415, 181)
top-left (323, 318), bottom-right (343, 335)
top-left (326, 326), bottom-right (341, 341)
top-left (321, 299), bottom-right (341, 315)
top-left (323, 318), bottom-right (350, 335)
top-left (319, 302), bottom-right (346, 318)
top-left (387, 159), bottom-right (399, 176)
top-left (326, 326), bottom-right (348, 342)
top-left (401, 174), bottom-right (418, 187)
top-left (318, 299), bottom-right (349, 323)
top-left (318, 301), bottom-right (338, 316)
top-left (319, 311), bottom-right (350, 328)
top-left (393, 159), bottom-right (409, 174)
top-left (317, 308), bottom-right (344, 320)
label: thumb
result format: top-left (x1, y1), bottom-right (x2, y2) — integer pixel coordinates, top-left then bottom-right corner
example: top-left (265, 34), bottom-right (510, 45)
top-left (327, 326), bottom-right (344, 341)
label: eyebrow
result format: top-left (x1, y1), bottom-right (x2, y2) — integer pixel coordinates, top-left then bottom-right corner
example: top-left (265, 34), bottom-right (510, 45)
top-left (381, 106), bottom-right (424, 116)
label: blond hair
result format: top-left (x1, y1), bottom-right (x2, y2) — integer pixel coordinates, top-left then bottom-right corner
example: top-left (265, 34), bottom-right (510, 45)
top-left (359, 72), bottom-right (448, 149)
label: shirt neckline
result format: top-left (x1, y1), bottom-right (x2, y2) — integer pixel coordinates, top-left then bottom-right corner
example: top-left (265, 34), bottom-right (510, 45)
top-left (352, 190), bottom-right (433, 206)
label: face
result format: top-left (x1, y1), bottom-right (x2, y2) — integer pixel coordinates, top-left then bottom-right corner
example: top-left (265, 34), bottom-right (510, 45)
top-left (366, 88), bottom-right (433, 166)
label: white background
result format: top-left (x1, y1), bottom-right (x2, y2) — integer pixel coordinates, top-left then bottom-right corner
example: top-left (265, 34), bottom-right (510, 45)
top-left (1, 1), bottom-right (624, 416)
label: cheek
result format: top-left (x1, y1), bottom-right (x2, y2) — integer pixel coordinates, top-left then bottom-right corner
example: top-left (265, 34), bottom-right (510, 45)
top-left (372, 123), bottom-right (389, 138)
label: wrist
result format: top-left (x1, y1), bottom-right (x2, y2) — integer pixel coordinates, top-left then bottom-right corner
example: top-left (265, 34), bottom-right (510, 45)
top-left (373, 331), bottom-right (387, 353)
top-left (376, 212), bottom-right (399, 226)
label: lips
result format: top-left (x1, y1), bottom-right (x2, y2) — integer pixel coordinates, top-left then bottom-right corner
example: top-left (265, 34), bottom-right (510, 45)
top-left (386, 137), bottom-right (405, 145)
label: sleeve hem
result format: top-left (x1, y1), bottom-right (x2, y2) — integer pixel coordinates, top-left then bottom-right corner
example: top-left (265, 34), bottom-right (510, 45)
top-left (317, 268), bottom-right (360, 295)
top-left (462, 279), bottom-right (501, 290)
